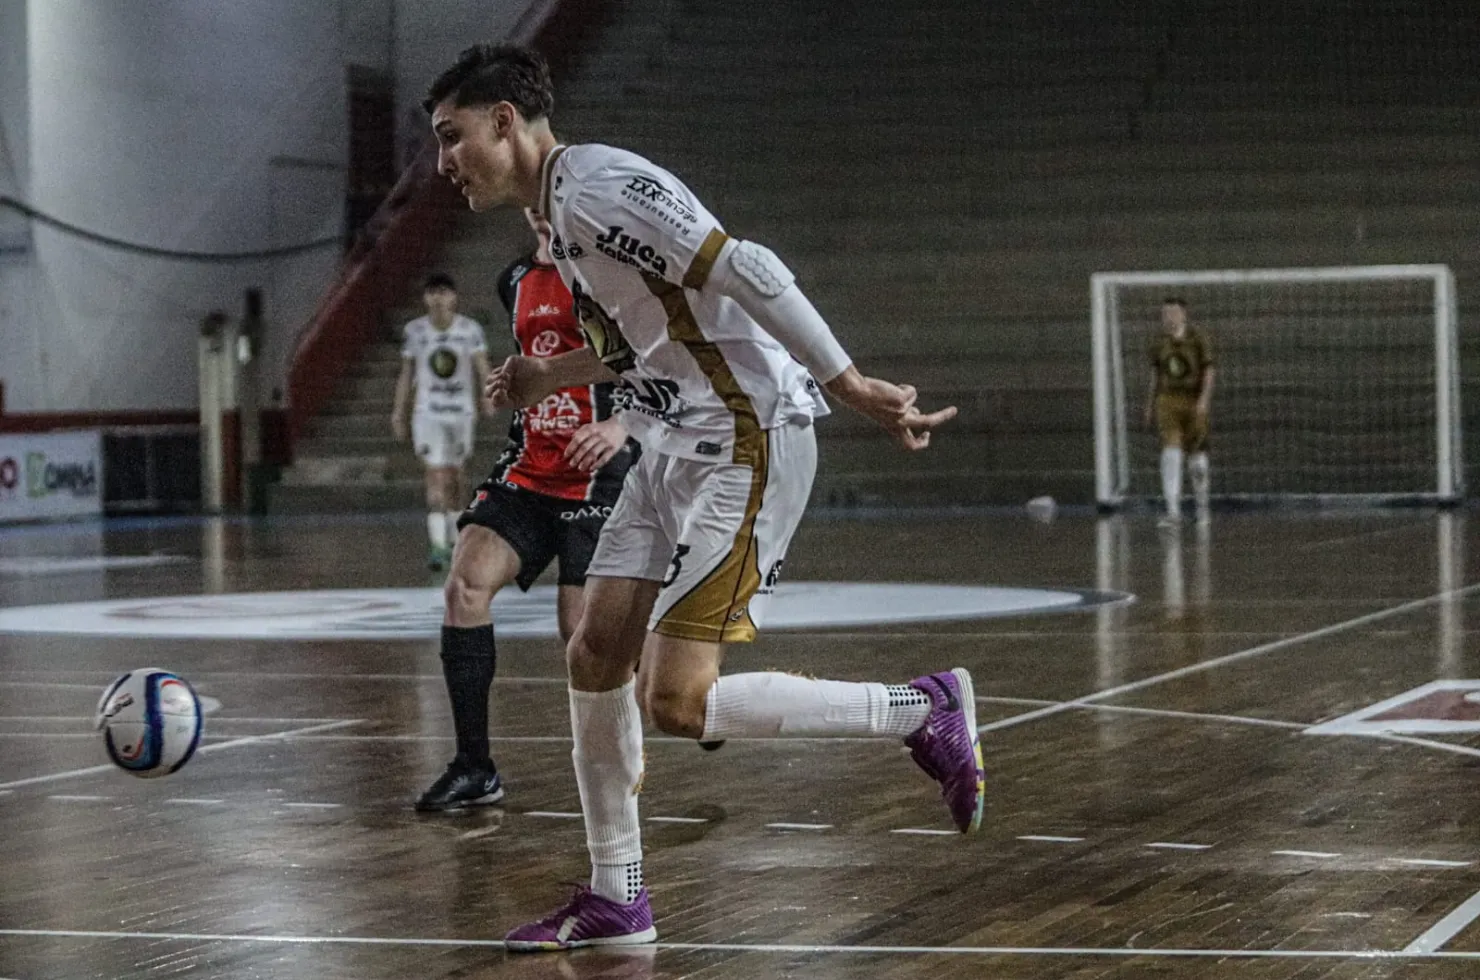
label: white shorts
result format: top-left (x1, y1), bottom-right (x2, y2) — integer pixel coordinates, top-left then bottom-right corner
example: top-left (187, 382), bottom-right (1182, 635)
top-left (412, 412), bottom-right (475, 468)
top-left (587, 420), bottom-right (817, 643)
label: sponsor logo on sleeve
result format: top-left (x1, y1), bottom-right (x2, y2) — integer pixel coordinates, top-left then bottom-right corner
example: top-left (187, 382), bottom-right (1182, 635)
top-left (620, 175), bottom-right (696, 235)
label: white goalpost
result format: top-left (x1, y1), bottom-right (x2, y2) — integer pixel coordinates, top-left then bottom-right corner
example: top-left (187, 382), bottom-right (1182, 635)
top-left (1091, 264), bottom-right (1462, 508)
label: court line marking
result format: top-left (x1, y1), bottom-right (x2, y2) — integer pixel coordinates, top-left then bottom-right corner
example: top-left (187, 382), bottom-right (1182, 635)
top-left (0, 737), bottom-right (96, 746)
top-left (47, 794), bottom-right (110, 802)
top-left (1295, 520), bottom-right (1432, 553)
top-left (459, 825), bottom-right (502, 840)
top-left (1078, 704), bottom-right (1306, 730)
top-left (1369, 733), bottom-right (1480, 761)
top-left (0, 674), bottom-right (569, 686)
top-left (5, 927), bottom-right (1480, 959)
top-left (0, 787), bottom-right (1466, 868)
top-left (0, 716), bottom-right (345, 724)
top-left (982, 697), bottom-right (1480, 763)
top-left (233, 733), bottom-right (892, 745)
top-left (1019, 835), bottom-right (1084, 843)
top-left (981, 695), bottom-right (1307, 731)
top-left (1405, 887), bottom-right (1480, 953)
top-left (0, 719), bottom-right (363, 791)
top-left (767, 822), bottom-right (833, 831)
top-left (978, 581), bottom-right (1480, 735)
top-left (0, 786), bottom-right (1464, 867)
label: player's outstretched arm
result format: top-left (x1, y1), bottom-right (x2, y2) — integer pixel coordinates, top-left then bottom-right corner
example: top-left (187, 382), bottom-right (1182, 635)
top-left (707, 238), bottom-right (956, 450)
top-left (484, 347), bottom-right (616, 409)
top-left (824, 367), bottom-right (957, 451)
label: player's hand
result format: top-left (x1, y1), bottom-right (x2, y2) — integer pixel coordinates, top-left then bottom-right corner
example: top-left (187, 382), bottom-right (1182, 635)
top-left (825, 368), bottom-right (956, 451)
top-left (1195, 400), bottom-right (1210, 423)
top-left (485, 355), bottom-right (553, 410)
top-left (391, 414), bottom-right (408, 441)
top-left (565, 418), bottom-right (627, 472)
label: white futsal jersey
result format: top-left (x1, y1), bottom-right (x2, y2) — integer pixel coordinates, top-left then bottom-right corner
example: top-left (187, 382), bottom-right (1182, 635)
top-left (539, 143), bottom-right (829, 464)
top-left (401, 315), bottom-right (487, 416)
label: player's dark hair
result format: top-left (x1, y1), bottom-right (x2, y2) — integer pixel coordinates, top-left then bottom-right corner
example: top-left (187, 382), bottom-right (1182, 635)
top-left (423, 44), bottom-right (554, 120)
top-left (1163, 296), bottom-right (1188, 309)
top-left (424, 272), bottom-right (457, 292)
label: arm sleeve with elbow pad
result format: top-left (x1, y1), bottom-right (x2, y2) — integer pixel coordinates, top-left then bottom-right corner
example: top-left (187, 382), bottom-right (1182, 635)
top-left (707, 239), bottom-right (853, 383)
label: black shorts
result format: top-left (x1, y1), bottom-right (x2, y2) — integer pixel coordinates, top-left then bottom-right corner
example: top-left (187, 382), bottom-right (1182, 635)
top-left (457, 480), bottom-right (614, 591)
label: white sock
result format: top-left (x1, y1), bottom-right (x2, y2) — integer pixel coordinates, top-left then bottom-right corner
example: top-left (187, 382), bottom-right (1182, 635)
top-left (427, 512), bottom-right (447, 550)
top-left (700, 673), bottom-right (932, 741)
top-left (1160, 448), bottom-right (1184, 515)
top-left (571, 679), bottom-right (644, 904)
top-left (591, 862), bottom-right (644, 904)
top-left (443, 511), bottom-right (461, 549)
top-left (1188, 453), bottom-right (1210, 509)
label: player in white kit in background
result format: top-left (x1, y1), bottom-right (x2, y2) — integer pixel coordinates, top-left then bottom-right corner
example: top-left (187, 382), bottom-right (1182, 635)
top-left (426, 44), bottom-right (982, 952)
top-left (391, 273), bottom-right (494, 570)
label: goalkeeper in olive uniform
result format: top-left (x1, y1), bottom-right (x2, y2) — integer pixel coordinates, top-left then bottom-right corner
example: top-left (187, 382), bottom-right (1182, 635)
top-left (1144, 297), bottom-right (1214, 524)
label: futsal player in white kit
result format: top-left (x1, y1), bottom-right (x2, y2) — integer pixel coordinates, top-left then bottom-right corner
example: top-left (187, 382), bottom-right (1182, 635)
top-left (391, 273), bottom-right (493, 569)
top-left (425, 44), bottom-right (983, 950)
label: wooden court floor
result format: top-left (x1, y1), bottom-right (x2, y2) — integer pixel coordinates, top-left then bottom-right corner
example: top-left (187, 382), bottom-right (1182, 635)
top-left (3, 509), bottom-right (1480, 979)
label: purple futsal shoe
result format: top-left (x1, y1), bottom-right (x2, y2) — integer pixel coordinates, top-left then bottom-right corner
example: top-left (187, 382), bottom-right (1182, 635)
top-left (904, 667), bottom-right (986, 833)
top-left (505, 886), bottom-right (657, 952)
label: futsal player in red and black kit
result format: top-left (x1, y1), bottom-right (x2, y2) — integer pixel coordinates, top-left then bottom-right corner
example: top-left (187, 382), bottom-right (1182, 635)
top-left (417, 208), bottom-right (636, 811)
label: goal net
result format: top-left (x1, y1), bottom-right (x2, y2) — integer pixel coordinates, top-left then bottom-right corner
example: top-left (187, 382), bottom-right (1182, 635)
top-left (1092, 265), bottom-right (1462, 507)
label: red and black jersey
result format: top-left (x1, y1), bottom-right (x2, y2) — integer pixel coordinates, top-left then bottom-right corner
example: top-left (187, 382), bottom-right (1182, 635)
top-left (488, 255), bottom-right (632, 503)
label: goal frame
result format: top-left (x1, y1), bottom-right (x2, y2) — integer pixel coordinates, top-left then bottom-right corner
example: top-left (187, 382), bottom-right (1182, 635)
top-left (1091, 264), bottom-right (1462, 508)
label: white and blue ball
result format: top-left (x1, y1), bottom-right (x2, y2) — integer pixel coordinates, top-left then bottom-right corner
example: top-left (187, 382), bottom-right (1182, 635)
top-left (94, 669), bottom-right (203, 777)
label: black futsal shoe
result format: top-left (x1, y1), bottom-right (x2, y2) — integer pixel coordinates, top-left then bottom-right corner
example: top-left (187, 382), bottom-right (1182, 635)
top-left (698, 740), bottom-right (726, 752)
top-left (414, 760), bottom-right (505, 812)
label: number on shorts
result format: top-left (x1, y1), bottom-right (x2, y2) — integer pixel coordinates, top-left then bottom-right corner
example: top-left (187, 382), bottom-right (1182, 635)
top-left (662, 544), bottom-right (692, 588)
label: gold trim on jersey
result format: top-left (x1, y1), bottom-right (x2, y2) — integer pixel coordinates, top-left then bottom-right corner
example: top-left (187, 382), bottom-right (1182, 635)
top-left (645, 277), bottom-right (767, 643)
top-left (682, 229), bottom-right (730, 291)
top-left (653, 433), bottom-right (769, 645)
top-left (644, 278), bottom-right (763, 466)
top-left (538, 145), bottom-right (568, 217)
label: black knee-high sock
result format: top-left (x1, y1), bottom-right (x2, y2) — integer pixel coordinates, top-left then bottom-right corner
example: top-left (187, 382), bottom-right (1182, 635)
top-left (440, 624), bottom-right (496, 769)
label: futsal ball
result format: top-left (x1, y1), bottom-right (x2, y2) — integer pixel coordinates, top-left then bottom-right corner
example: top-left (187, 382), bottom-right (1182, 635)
top-left (1025, 495), bottom-right (1058, 524)
top-left (94, 669), bottom-right (203, 778)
